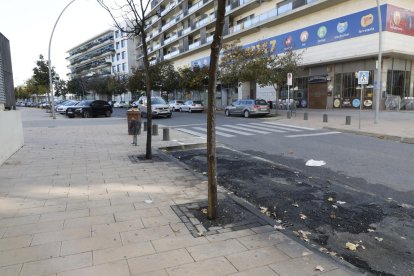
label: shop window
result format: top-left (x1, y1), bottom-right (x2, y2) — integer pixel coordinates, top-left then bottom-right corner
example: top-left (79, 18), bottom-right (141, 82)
top-left (386, 70), bottom-right (411, 98)
top-left (335, 71), bottom-right (374, 98)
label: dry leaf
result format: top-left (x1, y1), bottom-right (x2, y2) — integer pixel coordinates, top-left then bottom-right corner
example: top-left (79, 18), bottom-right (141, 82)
top-left (332, 205), bottom-right (338, 209)
top-left (315, 265), bottom-right (325, 272)
top-left (327, 197), bottom-right (334, 202)
top-left (260, 206), bottom-right (268, 213)
top-left (375, 237), bottom-right (383, 242)
top-left (360, 245), bottom-right (366, 250)
top-left (292, 203), bottom-right (299, 207)
top-left (330, 212), bottom-right (337, 219)
top-left (337, 201), bottom-right (346, 205)
top-left (201, 208), bottom-right (207, 214)
top-left (300, 213), bottom-right (307, 220)
top-left (274, 225), bottom-right (285, 230)
top-left (346, 242), bottom-right (358, 251)
top-left (265, 211), bottom-right (271, 217)
top-left (367, 229), bottom-right (375, 232)
top-left (275, 219), bottom-right (282, 223)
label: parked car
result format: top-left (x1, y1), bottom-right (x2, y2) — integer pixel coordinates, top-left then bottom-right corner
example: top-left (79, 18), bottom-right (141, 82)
top-left (66, 100), bottom-right (112, 118)
top-left (180, 100), bottom-right (204, 113)
top-left (56, 100), bottom-right (79, 114)
top-left (224, 99), bottom-right (270, 118)
top-left (136, 96), bottom-right (172, 118)
top-left (168, 100), bottom-right (184, 112)
top-left (113, 101), bottom-right (127, 108)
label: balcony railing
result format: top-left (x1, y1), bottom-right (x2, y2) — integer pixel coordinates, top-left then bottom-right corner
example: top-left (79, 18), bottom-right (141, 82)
top-left (188, 0), bottom-right (203, 14)
top-left (164, 33), bottom-right (178, 45)
top-left (229, 7), bottom-right (278, 35)
top-left (206, 35), bottom-right (214, 43)
top-left (164, 49), bottom-right (180, 60)
top-left (183, 26), bottom-right (191, 35)
top-left (189, 41), bottom-right (201, 50)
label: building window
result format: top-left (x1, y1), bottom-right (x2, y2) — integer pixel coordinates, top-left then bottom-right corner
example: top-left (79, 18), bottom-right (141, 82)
top-left (115, 30), bottom-right (119, 38)
top-left (117, 53), bottom-right (120, 61)
top-left (334, 71), bottom-right (374, 99)
top-left (117, 64), bottom-right (120, 72)
top-left (122, 51), bottom-right (126, 59)
top-left (112, 66), bottom-right (116, 73)
top-left (122, 63), bottom-right (126, 71)
top-left (116, 42), bottom-right (120, 49)
top-left (387, 70), bottom-right (411, 97)
top-left (277, 0), bottom-right (293, 15)
top-left (112, 56), bottom-right (114, 62)
top-left (121, 40), bottom-right (125, 47)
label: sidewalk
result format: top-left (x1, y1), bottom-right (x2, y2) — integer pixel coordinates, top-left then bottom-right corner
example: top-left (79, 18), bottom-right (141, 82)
top-left (268, 109), bottom-right (414, 143)
top-left (0, 108), bottom-right (360, 276)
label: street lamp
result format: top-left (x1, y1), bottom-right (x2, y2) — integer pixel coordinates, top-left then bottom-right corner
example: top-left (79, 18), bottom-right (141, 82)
top-left (375, 0), bottom-right (382, 124)
top-left (48, 0), bottom-right (78, 119)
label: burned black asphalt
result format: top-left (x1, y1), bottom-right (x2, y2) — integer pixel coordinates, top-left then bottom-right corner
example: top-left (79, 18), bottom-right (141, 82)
top-left (168, 146), bottom-right (414, 276)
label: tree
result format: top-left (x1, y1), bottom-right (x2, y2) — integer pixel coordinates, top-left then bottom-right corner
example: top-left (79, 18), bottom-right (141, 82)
top-left (178, 66), bottom-right (209, 98)
top-left (206, 0), bottom-right (226, 220)
top-left (257, 49), bottom-right (302, 113)
top-left (98, 0), bottom-right (154, 159)
top-left (32, 54), bottom-right (58, 102)
top-left (54, 79), bottom-right (68, 98)
top-left (67, 77), bottom-right (88, 99)
top-left (152, 61), bottom-right (179, 97)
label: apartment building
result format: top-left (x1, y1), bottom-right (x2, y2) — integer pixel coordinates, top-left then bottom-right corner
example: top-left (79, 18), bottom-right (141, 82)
top-left (0, 32), bottom-right (15, 110)
top-left (140, 0), bottom-right (414, 109)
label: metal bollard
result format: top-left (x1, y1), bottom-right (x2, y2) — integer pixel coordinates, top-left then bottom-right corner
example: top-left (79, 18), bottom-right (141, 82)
top-left (287, 111), bottom-right (291, 119)
top-left (152, 124), bottom-right (158, 136)
top-left (345, 116), bottom-right (351, 125)
top-left (323, 114), bottom-right (328, 123)
top-left (163, 128), bottom-right (170, 141)
top-left (304, 112), bottom-right (308, 120)
top-left (143, 121), bottom-right (147, 131)
top-left (130, 120), bottom-right (139, 146)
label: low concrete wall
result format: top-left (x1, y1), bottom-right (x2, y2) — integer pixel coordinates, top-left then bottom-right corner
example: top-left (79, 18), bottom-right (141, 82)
top-left (0, 110), bottom-right (24, 165)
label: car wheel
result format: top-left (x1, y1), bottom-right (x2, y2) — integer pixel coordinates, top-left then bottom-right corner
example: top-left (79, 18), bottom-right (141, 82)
top-left (82, 111), bottom-right (90, 118)
top-left (225, 109), bottom-right (230, 117)
top-left (180, 108), bottom-right (183, 112)
top-left (244, 110), bottom-right (250, 118)
top-left (105, 110), bottom-right (111, 117)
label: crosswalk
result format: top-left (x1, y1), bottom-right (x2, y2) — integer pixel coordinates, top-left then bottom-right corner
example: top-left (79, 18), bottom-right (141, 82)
top-left (176, 122), bottom-right (341, 139)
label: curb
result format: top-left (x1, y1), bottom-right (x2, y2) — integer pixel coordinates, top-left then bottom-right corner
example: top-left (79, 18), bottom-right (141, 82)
top-left (324, 127), bottom-right (414, 144)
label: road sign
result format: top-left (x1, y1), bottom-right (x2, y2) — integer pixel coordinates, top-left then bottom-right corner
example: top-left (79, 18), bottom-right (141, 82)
top-left (287, 73), bottom-right (293, 86)
top-left (358, 71), bottom-right (369, 85)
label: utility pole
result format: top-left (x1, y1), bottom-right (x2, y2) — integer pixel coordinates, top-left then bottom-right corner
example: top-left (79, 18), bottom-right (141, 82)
top-left (375, 0), bottom-right (382, 124)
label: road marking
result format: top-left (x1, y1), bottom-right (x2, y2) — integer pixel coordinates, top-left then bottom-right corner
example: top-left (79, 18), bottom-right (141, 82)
top-left (193, 127), bottom-right (235, 138)
top-left (246, 123), bottom-right (286, 133)
top-left (224, 124), bottom-right (271, 134)
top-left (216, 126), bottom-right (254, 136)
top-left (285, 131), bottom-right (341, 138)
top-left (257, 122), bottom-right (303, 131)
top-left (262, 122), bottom-right (316, 131)
top-left (176, 128), bottom-right (206, 137)
top-left (171, 123), bottom-right (206, 128)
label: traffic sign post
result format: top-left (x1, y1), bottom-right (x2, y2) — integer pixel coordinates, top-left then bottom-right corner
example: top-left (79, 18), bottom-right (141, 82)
top-left (287, 73), bottom-right (293, 118)
top-left (357, 71), bottom-right (370, 129)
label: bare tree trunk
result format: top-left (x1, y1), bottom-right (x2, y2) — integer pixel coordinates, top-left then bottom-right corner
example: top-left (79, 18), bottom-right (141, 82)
top-left (207, 0), bottom-right (226, 220)
top-left (141, 31), bottom-right (152, 160)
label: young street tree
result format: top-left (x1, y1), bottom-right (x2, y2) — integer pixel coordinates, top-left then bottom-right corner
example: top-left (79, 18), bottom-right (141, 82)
top-left (206, 0), bottom-right (226, 220)
top-left (97, 0), bottom-right (154, 159)
top-left (32, 54), bottom-right (59, 103)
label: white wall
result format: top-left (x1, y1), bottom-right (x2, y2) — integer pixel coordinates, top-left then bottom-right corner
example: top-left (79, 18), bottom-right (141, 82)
top-left (0, 110), bottom-right (24, 165)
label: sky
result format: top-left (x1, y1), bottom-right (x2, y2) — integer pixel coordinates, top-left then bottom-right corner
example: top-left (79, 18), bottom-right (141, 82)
top-left (0, 0), bottom-right (116, 86)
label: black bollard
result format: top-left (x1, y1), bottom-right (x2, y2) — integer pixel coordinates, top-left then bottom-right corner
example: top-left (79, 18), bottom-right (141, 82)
top-left (345, 116), bottom-right (351, 125)
top-left (323, 114), bottom-right (328, 123)
top-left (131, 120), bottom-right (139, 146)
top-left (163, 128), bottom-right (170, 141)
top-left (287, 111), bottom-right (291, 119)
top-left (152, 124), bottom-right (158, 136)
top-left (304, 112), bottom-right (308, 120)
top-left (143, 121), bottom-right (147, 131)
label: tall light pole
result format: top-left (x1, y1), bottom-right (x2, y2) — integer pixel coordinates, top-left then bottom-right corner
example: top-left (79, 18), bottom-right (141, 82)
top-left (48, 0), bottom-right (78, 119)
top-left (375, 0), bottom-right (382, 124)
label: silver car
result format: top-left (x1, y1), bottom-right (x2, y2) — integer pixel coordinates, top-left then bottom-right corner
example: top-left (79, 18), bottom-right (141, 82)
top-left (180, 100), bottom-right (204, 113)
top-left (224, 99), bottom-right (270, 118)
top-left (137, 96), bottom-right (172, 118)
top-left (168, 100), bottom-right (184, 112)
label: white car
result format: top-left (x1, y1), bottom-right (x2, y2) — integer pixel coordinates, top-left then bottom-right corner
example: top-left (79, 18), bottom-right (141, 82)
top-left (136, 96), bottom-right (172, 118)
top-left (56, 100), bottom-right (79, 114)
top-left (180, 100), bottom-right (204, 113)
top-left (168, 100), bottom-right (184, 112)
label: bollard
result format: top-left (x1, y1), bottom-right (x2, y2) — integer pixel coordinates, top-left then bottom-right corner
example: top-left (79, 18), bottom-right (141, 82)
top-left (152, 124), bottom-right (159, 136)
top-left (323, 114), bottom-right (328, 123)
top-left (345, 116), bottom-right (351, 125)
top-left (143, 121), bottom-right (147, 131)
top-left (304, 112), bottom-right (308, 120)
top-left (163, 128), bottom-right (170, 141)
top-left (130, 120), bottom-right (139, 146)
top-left (287, 111), bottom-right (291, 119)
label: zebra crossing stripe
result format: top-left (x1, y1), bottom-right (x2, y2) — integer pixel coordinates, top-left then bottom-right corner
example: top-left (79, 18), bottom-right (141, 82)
top-left (285, 131), bottom-right (341, 138)
top-left (216, 126), bottom-right (254, 136)
top-left (176, 128), bottom-right (206, 137)
top-left (192, 127), bottom-right (235, 138)
top-left (244, 123), bottom-right (286, 133)
top-left (254, 122), bottom-right (302, 132)
top-left (262, 122), bottom-right (316, 131)
top-left (223, 124), bottom-right (271, 134)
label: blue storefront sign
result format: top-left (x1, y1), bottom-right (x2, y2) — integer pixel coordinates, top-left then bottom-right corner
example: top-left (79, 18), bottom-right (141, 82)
top-left (192, 5), bottom-right (388, 67)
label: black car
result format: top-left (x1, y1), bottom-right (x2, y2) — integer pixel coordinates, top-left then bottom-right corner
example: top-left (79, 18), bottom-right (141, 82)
top-left (66, 100), bottom-right (112, 118)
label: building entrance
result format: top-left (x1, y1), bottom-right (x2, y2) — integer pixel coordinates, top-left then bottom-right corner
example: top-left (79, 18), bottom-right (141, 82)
top-left (308, 83), bottom-right (327, 109)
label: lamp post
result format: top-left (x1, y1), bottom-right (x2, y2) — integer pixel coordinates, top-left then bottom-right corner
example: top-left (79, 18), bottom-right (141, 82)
top-left (48, 0), bottom-right (78, 119)
top-left (375, 0), bottom-right (382, 124)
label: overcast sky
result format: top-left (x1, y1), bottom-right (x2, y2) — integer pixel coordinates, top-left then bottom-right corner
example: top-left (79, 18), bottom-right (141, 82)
top-left (1, 0), bottom-right (116, 86)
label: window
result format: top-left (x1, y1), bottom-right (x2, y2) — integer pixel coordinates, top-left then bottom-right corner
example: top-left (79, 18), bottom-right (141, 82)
top-left (115, 30), bottom-right (119, 38)
top-left (334, 71), bottom-right (374, 99)
top-left (116, 42), bottom-right (120, 49)
top-left (117, 64), bottom-right (120, 72)
top-left (122, 51), bottom-right (126, 59)
top-left (277, 0), bottom-right (293, 15)
top-left (122, 63), bottom-right (126, 71)
top-left (112, 56), bottom-right (114, 62)
top-left (112, 66), bottom-right (116, 73)
top-left (116, 53), bottom-right (120, 61)
top-left (387, 70), bottom-right (411, 97)
top-left (121, 40), bottom-right (125, 47)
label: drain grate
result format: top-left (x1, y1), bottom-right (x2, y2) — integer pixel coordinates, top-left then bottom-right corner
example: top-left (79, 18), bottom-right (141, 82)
top-left (128, 154), bottom-right (165, 163)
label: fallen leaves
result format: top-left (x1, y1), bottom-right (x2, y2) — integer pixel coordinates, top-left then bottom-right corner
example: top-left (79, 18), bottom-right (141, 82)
top-left (294, 230), bottom-right (311, 242)
top-left (375, 237), bottom-right (383, 242)
top-left (144, 199), bottom-right (153, 204)
top-left (346, 242), bottom-right (358, 251)
top-left (274, 225), bottom-right (285, 230)
top-left (201, 208), bottom-right (207, 214)
top-left (315, 265), bottom-right (325, 272)
top-left (299, 213), bottom-right (307, 220)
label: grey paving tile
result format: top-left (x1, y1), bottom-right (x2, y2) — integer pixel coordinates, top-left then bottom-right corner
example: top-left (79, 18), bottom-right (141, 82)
top-left (57, 260), bottom-right (130, 276)
top-left (114, 207), bottom-right (162, 221)
top-left (275, 240), bottom-right (313, 258)
top-left (120, 225), bottom-right (175, 244)
top-left (61, 233), bottom-right (121, 256)
top-left (31, 227), bottom-right (91, 246)
top-left (0, 264), bottom-right (22, 276)
top-left (0, 235), bottom-right (32, 251)
top-left (166, 256), bottom-right (237, 276)
top-left (205, 229), bottom-right (255, 242)
top-left (229, 266), bottom-right (279, 276)
top-left (237, 231), bottom-right (290, 250)
top-left (187, 238), bottom-right (248, 261)
top-left (93, 241), bottom-right (155, 265)
top-left (152, 235), bottom-right (209, 252)
top-left (92, 219), bottom-right (144, 236)
top-left (3, 220), bottom-right (64, 237)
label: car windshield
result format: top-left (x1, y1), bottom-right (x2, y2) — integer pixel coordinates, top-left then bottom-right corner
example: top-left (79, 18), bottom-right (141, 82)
top-left (77, 100), bottom-right (92, 107)
top-left (176, 101), bottom-right (184, 104)
top-left (64, 101), bottom-right (76, 106)
top-left (193, 101), bottom-right (202, 104)
top-left (151, 97), bottom-right (166, 104)
top-left (255, 99), bottom-right (268, 105)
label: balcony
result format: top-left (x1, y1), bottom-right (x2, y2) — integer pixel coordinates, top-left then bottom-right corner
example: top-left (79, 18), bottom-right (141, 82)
top-left (164, 33), bottom-right (178, 45)
top-left (229, 8), bottom-right (278, 34)
top-left (150, 59), bottom-right (157, 65)
top-left (164, 49), bottom-right (180, 60)
top-left (188, 0), bottom-right (203, 14)
top-left (183, 26), bottom-right (191, 35)
top-left (189, 41), bottom-right (201, 50)
top-left (206, 35), bottom-right (214, 43)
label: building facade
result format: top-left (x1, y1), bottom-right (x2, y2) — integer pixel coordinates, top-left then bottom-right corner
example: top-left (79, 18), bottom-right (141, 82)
top-left (0, 32), bottom-right (15, 110)
top-left (140, 0), bottom-right (414, 109)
